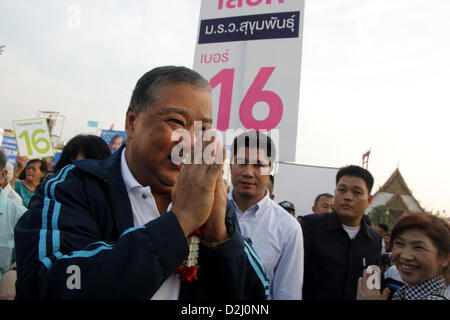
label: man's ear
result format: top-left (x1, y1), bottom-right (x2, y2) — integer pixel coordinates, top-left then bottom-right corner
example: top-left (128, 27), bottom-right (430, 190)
top-left (125, 107), bottom-right (137, 139)
top-left (1, 168), bottom-right (8, 187)
top-left (368, 194), bottom-right (374, 206)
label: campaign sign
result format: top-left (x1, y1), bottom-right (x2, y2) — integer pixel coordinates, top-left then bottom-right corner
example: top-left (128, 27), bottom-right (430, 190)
top-left (87, 120), bottom-right (99, 128)
top-left (100, 130), bottom-right (127, 153)
top-left (193, 0), bottom-right (305, 162)
top-left (1, 136), bottom-right (18, 165)
top-left (53, 152), bottom-right (62, 166)
top-left (12, 118), bottom-right (54, 159)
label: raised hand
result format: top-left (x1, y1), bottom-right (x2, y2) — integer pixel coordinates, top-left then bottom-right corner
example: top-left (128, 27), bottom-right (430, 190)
top-left (201, 145), bottom-right (228, 242)
top-left (10, 153), bottom-right (30, 186)
top-left (356, 267), bottom-right (390, 300)
top-left (171, 130), bottom-right (224, 237)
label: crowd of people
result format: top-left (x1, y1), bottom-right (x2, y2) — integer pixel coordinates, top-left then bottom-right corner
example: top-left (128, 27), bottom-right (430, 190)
top-left (0, 66), bottom-right (448, 300)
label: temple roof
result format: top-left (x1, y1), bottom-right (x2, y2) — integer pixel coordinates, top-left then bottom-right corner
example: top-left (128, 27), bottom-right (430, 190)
top-left (366, 168), bottom-right (424, 214)
top-left (378, 168), bottom-right (412, 195)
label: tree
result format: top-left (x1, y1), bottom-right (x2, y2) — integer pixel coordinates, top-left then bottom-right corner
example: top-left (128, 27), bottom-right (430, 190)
top-left (368, 205), bottom-right (396, 231)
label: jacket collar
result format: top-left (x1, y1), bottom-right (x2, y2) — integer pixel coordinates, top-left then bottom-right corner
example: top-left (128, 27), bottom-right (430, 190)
top-left (74, 145), bottom-right (134, 235)
top-left (326, 210), bottom-right (374, 240)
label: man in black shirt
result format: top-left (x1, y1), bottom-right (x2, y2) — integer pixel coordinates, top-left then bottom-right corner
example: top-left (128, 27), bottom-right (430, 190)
top-left (301, 165), bottom-right (381, 300)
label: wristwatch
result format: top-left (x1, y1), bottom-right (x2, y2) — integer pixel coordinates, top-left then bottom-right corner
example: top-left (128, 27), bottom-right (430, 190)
top-left (201, 217), bottom-right (235, 249)
top-left (225, 216), bottom-right (236, 237)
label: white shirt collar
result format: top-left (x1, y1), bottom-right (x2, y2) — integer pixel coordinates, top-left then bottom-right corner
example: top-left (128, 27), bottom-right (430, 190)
top-left (228, 188), bottom-right (270, 217)
top-left (121, 147), bottom-right (149, 193)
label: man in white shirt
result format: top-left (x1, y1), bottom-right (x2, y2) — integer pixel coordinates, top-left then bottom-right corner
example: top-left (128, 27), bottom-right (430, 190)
top-left (229, 131), bottom-right (304, 300)
top-left (1, 159), bottom-right (23, 205)
top-left (0, 149), bottom-right (27, 299)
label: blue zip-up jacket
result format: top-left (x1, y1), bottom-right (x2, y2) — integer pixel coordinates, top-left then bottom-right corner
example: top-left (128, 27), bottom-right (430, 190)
top-left (14, 147), bottom-right (269, 299)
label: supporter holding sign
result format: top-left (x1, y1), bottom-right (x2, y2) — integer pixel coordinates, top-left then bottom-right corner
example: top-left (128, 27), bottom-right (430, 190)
top-left (9, 154), bottom-right (48, 208)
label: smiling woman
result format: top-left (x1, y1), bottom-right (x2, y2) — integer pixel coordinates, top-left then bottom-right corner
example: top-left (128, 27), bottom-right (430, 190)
top-left (389, 212), bottom-right (450, 300)
top-left (357, 212), bottom-right (450, 300)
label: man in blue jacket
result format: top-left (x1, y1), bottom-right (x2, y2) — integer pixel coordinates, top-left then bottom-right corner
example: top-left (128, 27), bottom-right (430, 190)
top-left (14, 66), bottom-right (268, 300)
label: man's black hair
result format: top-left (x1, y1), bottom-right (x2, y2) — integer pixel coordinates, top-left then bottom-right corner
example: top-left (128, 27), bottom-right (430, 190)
top-left (230, 131), bottom-right (276, 165)
top-left (129, 66), bottom-right (211, 113)
top-left (336, 165), bottom-right (374, 194)
top-left (378, 223), bottom-right (388, 233)
top-left (314, 193), bottom-right (334, 206)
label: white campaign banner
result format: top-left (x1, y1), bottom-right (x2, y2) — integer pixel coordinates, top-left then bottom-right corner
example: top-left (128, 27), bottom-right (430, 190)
top-left (193, 0), bottom-right (304, 162)
top-left (12, 118), bottom-right (54, 159)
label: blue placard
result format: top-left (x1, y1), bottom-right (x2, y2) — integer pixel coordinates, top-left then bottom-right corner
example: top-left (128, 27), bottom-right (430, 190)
top-left (87, 120), bottom-right (99, 128)
top-left (53, 152), bottom-right (62, 165)
top-left (1, 136), bottom-right (18, 165)
top-left (100, 130), bottom-right (127, 153)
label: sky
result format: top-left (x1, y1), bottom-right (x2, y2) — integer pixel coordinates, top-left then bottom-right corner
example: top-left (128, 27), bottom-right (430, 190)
top-left (1, 0), bottom-right (449, 216)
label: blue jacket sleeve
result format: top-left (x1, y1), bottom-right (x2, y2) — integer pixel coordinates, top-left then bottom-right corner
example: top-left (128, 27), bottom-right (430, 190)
top-left (14, 167), bottom-right (189, 299)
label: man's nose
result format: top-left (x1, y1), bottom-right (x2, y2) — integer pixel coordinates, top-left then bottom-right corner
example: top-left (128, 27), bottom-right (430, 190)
top-left (242, 164), bottom-right (255, 177)
top-left (343, 191), bottom-right (353, 201)
top-left (189, 129), bottom-right (198, 149)
top-left (177, 127), bottom-right (198, 150)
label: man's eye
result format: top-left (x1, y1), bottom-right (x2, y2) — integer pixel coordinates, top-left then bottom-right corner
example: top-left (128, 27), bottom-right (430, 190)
top-left (170, 119), bottom-right (184, 126)
top-left (257, 163), bottom-right (269, 168)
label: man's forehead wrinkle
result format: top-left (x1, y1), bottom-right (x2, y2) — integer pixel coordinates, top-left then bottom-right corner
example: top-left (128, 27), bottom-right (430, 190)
top-left (155, 106), bottom-right (188, 117)
top-left (156, 106), bottom-right (212, 123)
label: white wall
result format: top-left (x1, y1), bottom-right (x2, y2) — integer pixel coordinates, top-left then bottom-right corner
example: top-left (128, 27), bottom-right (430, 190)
top-left (272, 162), bottom-right (338, 217)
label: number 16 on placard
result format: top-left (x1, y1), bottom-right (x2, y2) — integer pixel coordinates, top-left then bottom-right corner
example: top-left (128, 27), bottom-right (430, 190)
top-left (12, 118), bottom-right (54, 159)
top-left (210, 67), bottom-right (283, 131)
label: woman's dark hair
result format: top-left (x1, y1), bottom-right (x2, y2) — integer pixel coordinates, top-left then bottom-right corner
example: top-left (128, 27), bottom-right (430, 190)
top-left (391, 212), bottom-right (450, 258)
top-left (53, 134), bottom-right (111, 172)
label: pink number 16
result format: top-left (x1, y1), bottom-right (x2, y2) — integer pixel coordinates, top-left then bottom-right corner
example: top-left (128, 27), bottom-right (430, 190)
top-left (210, 67), bottom-right (283, 131)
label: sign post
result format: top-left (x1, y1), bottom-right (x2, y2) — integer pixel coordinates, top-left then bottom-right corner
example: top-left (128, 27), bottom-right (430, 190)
top-left (193, 0), bottom-right (305, 162)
